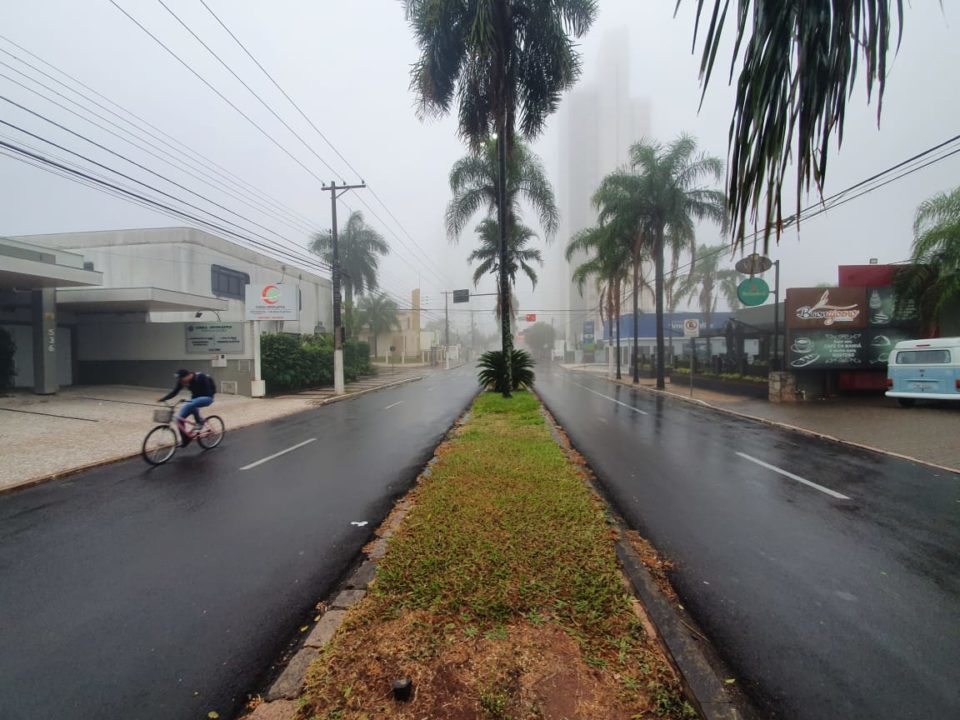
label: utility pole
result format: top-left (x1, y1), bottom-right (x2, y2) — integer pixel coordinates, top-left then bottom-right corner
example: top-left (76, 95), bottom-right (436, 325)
top-left (323, 180), bottom-right (366, 395)
top-left (442, 290), bottom-right (451, 370)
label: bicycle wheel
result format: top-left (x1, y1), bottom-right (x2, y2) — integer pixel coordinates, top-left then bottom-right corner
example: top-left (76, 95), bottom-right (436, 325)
top-left (197, 415), bottom-right (225, 449)
top-left (142, 425), bottom-right (178, 465)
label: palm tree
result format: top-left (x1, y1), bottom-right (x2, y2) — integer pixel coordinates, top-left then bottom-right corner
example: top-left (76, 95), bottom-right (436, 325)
top-left (674, 244), bottom-right (741, 357)
top-left (310, 211), bottom-right (389, 307)
top-left (468, 217), bottom-right (542, 299)
top-left (356, 292), bottom-right (401, 360)
top-left (685, 1), bottom-right (904, 250)
top-left (567, 224), bottom-right (630, 379)
top-left (404, 0), bottom-right (597, 396)
top-left (447, 139), bottom-right (559, 242)
top-left (894, 186), bottom-right (960, 332)
top-left (597, 136), bottom-right (725, 389)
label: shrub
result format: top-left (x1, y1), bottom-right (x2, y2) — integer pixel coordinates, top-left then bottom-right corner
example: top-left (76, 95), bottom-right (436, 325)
top-left (261, 333), bottom-right (373, 392)
top-left (477, 349), bottom-right (535, 393)
top-left (0, 327), bottom-right (15, 393)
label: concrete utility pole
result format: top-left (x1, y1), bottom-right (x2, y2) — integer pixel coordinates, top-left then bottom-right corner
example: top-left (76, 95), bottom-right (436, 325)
top-left (323, 180), bottom-right (366, 395)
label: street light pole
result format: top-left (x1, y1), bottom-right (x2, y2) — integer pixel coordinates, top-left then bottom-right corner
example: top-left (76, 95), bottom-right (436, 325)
top-left (323, 180), bottom-right (366, 395)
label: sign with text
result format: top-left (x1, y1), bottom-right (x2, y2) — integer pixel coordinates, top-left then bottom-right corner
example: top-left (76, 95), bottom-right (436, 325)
top-left (786, 287), bottom-right (866, 330)
top-left (737, 277), bottom-right (770, 306)
top-left (185, 323), bottom-right (244, 354)
top-left (244, 283), bottom-right (299, 321)
top-left (787, 328), bottom-right (912, 370)
top-left (525, 313), bottom-right (537, 322)
top-left (582, 320), bottom-right (596, 351)
top-left (866, 287), bottom-right (917, 327)
top-left (452, 289), bottom-right (470, 303)
top-left (683, 319), bottom-right (700, 338)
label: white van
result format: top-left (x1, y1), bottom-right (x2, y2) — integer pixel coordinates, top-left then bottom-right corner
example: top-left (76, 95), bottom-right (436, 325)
top-left (886, 337), bottom-right (960, 407)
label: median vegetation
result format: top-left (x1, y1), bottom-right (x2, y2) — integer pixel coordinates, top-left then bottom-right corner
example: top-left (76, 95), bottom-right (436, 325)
top-left (300, 391), bottom-right (693, 719)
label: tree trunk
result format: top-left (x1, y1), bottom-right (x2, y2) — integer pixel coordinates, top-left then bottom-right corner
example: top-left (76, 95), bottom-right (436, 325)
top-left (632, 253), bottom-right (640, 384)
top-left (655, 231), bottom-right (666, 390)
top-left (606, 287), bottom-right (615, 379)
top-left (497, 120), bottom-right (512, 397)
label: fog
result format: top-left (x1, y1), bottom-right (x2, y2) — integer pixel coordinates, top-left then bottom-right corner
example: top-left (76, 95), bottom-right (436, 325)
top-left (2, 0), bottom-right (958, 340)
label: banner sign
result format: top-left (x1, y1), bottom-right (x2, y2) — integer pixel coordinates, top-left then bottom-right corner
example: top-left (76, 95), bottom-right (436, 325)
top-left (185, 323), bottom-right (244, 354)
top-left (244, 283), bottom-right (299, 321)
top-left (582, 320), bottom-right (596, 351)
top-left (786, 287), bottom-right (866, 330)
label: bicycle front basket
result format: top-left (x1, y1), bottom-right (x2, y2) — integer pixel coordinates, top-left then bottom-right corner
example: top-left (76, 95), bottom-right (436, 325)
top-left (153, 407), bottom-right (174, 423)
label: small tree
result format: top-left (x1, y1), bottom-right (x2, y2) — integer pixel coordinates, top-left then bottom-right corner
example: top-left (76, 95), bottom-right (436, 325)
top-left (356, 293), bottom-right (401, 360)
top-left (522, 321), bottom-right (555, 361)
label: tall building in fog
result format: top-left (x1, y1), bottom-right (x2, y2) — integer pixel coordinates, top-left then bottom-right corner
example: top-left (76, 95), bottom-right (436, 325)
top-left (558, 28), bottom-right (652, 348)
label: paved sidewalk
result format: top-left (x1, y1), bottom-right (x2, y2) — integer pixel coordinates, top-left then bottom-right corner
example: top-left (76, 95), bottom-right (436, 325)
top-left (563, 364), bottom-right (960, 473)
top-left (0, 370), bottom-right (429, 492)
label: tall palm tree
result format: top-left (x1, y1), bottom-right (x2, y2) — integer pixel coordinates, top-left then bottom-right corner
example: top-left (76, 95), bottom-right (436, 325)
top-left (567, 224), bottom-right (630, 379)
top-left (310, 211), bottom-right (389, 307)
top-left (674, 244), bottom-right (741, 357)
top-left (404, 0), bottom-right (597, 396)
top-left (597, 136), bottom-right (726, 389)
top-left (894, 186), bottom-right (960, 332)
top-left (356, 292), bottom-right (401, 360)
top-left (684, 1), bottom-right (904, 250)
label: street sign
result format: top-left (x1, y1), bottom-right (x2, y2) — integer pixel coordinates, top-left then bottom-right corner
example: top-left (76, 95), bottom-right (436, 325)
top-left (737, 277), bottom-right (771, 306)
top-left (735, 253), bottom-right (773, 275)
top-left (525, 313), bottom-right (536, 322)
top-left (452, 289), bottom-right (470, 303)
top-left (683, 319), bottom-right (700, 338)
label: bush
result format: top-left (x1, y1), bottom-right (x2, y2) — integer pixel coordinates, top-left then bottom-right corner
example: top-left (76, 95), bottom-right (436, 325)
top-left (0, 327), bottom-right (15, 393)
top-left (261, 333), bottom-right (373, 392)
top-left (477, 349), bottom-right (535, 393)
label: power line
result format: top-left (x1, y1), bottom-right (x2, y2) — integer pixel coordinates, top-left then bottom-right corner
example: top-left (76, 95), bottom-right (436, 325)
top-left (193, 0), bottom-right (457, 288)
top-left (0, 34), bottom-right (322, 230)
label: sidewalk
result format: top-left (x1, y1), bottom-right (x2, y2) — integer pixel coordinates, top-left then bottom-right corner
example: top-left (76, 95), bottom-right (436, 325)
top-left (563, 364), bottom-right (960, 473)
top-left (0, 370), bottom-right (428, 493)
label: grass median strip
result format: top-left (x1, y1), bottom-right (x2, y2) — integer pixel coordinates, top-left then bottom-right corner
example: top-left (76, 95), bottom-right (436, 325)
top-left (301, 391), bottom-right (694, 719)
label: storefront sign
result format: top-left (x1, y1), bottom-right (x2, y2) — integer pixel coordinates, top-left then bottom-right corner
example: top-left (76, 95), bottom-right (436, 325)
top-left (582, 320), bottom-right (596, 351)
top-left (244, 283), bottom-right (299, 321)
top-left (866, 287), bottom-right (917, 327)
top-left (787, 328), bottom-right (912, 370)
top-left (737, 277), bottom-right (770, 306)
top-left (786, 287), bottom-right (866, 329)
top-left (185, 323), bottom-right (244, 354)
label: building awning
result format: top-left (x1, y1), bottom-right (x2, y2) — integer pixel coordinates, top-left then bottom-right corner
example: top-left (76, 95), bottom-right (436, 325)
top-left (56, 287), bottom-right (229, 314)
top-left (0, 254), bottom-right (103, 289)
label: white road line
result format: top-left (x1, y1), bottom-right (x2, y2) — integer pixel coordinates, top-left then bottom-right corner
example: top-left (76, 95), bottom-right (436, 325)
top-left (240, 438), bottom-right (317, 471)
top-left (384, 401), bottom-right (404, 410)
top-left (573, 382), bottom-right (648, 415)
top-left (735, 452), bottom-right (850, 500)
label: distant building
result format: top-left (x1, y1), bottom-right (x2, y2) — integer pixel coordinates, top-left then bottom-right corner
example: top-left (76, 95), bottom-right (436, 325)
top-left (558, 28), bottom-right (653, 352)
top-left (1, 227), bottom-right (332, 395)
top-left (358, 289), bottom-right (428, 364)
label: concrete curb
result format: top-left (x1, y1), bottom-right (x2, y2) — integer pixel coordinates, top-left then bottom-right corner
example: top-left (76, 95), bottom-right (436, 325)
top-left (0, 375), bottom-right (427, 498)
top-left (536, 394), bottom-right (753, 720)
top-left (565, 367), bottom-right (960, 477)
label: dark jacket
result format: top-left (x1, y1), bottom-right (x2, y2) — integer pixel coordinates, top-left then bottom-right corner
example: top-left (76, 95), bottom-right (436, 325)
top-left (160, 372), bottom-right (216, 402)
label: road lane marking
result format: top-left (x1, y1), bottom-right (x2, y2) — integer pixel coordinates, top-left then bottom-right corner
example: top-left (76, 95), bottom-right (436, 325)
top-left (240, 438), bottom-right (317, 471)
top-left (735, 452), bottom-right (850, 500)
top-left (384, 401), bottom-right (404, 409)
top-left (573, 382), bottom-right (648, 415)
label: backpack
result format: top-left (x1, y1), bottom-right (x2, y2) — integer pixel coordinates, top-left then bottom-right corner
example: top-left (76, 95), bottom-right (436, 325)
top-left (200, 372), bottom-right (217, 397)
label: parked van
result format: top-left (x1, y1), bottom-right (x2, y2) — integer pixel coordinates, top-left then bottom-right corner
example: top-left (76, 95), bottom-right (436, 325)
top-left (886, 338), bottom-right (960, 407)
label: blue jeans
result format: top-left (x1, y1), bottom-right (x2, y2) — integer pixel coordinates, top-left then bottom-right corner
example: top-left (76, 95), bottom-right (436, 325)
top-left (178, 396), bottom-right (213, 426)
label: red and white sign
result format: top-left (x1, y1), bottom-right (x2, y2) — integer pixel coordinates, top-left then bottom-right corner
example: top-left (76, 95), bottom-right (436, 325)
top-left (245, 283), bottom-right (299, 321)
top-left (525, 313), bottom-right (537, 322)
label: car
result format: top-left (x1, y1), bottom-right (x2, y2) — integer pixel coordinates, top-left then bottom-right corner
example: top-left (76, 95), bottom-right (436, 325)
top-left (885, 337), bottom-right (960, 407)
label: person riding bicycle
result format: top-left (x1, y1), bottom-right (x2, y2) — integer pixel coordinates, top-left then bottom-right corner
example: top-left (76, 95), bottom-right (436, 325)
top-left (158, 369), bottom-right (216, 445)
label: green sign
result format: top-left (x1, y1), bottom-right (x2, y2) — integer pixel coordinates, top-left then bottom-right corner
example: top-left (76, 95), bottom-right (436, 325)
top-left (787, 329), bottom-right (913, 370)
top-left (737, 277), bottom-right (770, 306)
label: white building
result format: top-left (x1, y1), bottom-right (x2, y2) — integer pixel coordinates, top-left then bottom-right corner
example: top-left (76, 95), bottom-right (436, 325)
top-left (1, 227), bottom-right (332, 395)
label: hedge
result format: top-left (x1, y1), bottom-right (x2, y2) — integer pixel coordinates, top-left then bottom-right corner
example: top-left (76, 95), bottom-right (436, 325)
top-left (262, 333), bottom-right (373, 392)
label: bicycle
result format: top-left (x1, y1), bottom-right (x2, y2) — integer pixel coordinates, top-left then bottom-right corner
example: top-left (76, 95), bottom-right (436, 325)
top-left (142, 399), bottom-right (225, 466)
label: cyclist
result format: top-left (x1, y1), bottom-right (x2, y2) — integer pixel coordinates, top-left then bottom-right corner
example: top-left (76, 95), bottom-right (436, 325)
top-left (158, 369), bottom-right (217, 445)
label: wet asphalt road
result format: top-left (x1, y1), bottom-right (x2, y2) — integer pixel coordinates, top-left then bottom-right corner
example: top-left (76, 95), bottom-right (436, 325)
top-left (0, 368), bottom-right (477, 720)
top-left (536, 367), bottom-right (960, 720)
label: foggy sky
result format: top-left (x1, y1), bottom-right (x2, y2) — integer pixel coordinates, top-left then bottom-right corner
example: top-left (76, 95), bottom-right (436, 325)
top-left (1, 0), bottom-right (958, 338)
